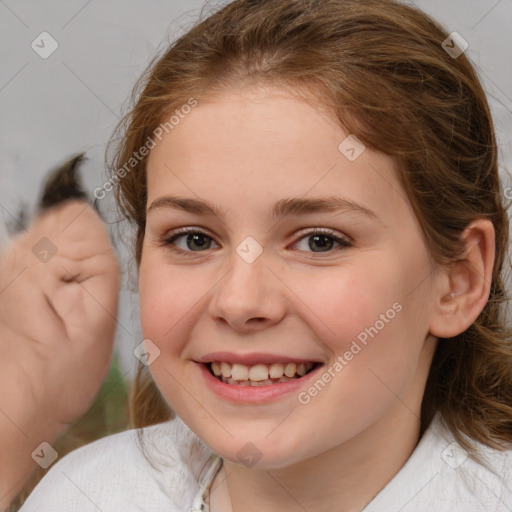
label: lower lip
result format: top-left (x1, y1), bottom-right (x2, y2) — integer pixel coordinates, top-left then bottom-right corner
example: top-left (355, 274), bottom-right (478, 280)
top-left (197, 362), bottom-right (323, 404)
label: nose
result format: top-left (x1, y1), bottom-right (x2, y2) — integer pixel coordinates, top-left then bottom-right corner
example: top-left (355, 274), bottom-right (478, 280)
top-left (207, 247), bottom-right (287, 332)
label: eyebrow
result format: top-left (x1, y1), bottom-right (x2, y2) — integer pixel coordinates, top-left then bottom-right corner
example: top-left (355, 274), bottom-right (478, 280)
top-left (147, 195), bottom-right (379, 221)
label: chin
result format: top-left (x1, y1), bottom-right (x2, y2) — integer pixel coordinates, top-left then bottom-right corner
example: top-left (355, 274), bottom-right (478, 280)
top-left (196, 428), bottom-right (312, 470)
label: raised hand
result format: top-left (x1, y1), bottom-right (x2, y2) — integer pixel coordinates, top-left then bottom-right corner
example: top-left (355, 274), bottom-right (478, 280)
top-left (0, 156), bottom-right (120, 508)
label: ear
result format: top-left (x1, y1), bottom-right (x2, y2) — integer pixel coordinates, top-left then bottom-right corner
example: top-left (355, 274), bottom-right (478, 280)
top-left (429, 218), bottom-right (495, 338)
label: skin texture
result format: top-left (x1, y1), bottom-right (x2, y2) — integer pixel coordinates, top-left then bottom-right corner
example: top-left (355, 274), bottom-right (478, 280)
top-left (0, 200), bottom-right (120, 508)
top-left (140, 85), bottom-right (494, 512)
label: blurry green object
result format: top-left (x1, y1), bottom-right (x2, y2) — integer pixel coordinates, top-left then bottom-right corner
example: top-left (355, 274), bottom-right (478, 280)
top-left (63, 353), bottom-right (130, 445)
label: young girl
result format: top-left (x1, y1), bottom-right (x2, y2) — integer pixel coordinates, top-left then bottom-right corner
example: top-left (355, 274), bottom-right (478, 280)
top-left (18, 0), bottom-right (512, 510)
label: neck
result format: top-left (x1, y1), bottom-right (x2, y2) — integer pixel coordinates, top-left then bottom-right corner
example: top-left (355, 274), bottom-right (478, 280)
top-left (210, 406), bottom-right (423, 512)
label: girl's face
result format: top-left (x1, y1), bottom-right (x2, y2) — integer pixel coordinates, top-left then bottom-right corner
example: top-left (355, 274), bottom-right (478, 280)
top-left (140, 85), bottom-right (440, 468)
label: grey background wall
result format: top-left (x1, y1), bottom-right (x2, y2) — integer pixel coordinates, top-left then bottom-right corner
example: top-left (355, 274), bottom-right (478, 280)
top-left (1, 0), bottom-right (511, 378)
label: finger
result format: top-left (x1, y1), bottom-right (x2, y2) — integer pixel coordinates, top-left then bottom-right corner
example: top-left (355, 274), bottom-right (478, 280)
top-left (0, 242), bottom-right (69, 346)
top-left (35, 201), bottom-right (121, 348)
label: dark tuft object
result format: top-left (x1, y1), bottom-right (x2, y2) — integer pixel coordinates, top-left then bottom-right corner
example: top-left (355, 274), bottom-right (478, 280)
top-left (39, 153), bottom-right (89, 210)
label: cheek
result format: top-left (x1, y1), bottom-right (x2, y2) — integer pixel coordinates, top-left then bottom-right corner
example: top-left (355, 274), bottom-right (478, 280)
top-left (289, 259), bottom-right (406, 352)
top-left (289, 254), bottom-right (426, 398)
top-left (139, 260), bottom-right (184, 343)
top-left (138, 258), bottom-right (215, 353)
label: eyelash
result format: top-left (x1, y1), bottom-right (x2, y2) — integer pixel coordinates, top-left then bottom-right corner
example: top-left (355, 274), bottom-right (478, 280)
top-left (159, 227), bottom-right (352, 255)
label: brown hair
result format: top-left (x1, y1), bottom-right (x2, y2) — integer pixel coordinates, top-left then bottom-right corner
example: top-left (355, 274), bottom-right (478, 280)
top-left (109, 0), bottom-right (512, 458)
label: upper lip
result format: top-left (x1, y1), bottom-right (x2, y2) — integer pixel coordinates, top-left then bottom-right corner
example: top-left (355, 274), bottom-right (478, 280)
top-left (195, 352), bottom-right (322, 366)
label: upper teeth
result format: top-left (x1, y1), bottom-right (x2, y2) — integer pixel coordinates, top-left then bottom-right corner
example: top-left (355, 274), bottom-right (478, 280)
top-left (210, 361), bottom-right (314, 381)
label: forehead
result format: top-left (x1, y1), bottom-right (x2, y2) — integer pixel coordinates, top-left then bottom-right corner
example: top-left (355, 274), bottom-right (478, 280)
top-left (145, 85), bottom-right (413, 227)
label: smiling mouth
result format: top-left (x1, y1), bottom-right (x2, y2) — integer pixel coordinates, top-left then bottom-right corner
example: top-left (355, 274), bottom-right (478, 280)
top-left (206, 361), bottom-right (321, 386)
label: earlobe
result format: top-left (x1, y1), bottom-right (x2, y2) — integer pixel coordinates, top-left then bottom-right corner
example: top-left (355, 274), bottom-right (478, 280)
top-left (429, 218), bottom-right (495, 339)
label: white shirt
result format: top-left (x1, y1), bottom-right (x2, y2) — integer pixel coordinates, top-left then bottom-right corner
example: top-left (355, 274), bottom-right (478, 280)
top-left (19, 413), bottom-right (512, 511)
